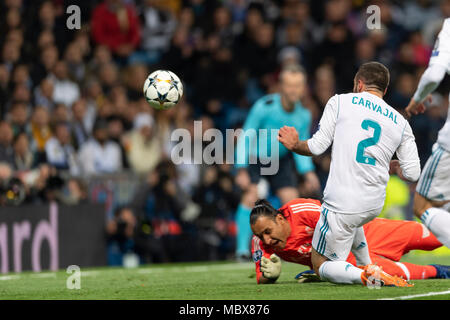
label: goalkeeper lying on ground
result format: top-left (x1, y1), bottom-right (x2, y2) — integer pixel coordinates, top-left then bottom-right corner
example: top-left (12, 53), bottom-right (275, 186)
top-left (250, 198), bottom-right (450, 284)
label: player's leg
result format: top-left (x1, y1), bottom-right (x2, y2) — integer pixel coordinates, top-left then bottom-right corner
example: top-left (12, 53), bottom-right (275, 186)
top-left (311, 208), bottom-right (412, 286)
top-left (311, 208), bottom-right (367, 285)
top-left (350, 226), bottom-right (371, 266)
top-left (235, 183), bottom-right (258, 259)
top-left (413, 193), bottom-right (450, 247)
top-left (311, 249), bottom-right (365, 285)
top-left (404, 219), bottom-right (442, 253)
top-left (414, 144), bottom-right (450, 247)
top-left (370, 254), bottom-right (438, 280)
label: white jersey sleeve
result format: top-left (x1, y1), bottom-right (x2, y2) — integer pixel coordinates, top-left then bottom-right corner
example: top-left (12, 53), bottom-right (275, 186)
top-left (307, 95), bottom-right (338, 156)
top-left (416, 17), bottom-right (450, 152)
top-left (396, 122), bottom-right (421, 182)
top-left (412, 63), bottom-right (447, 103)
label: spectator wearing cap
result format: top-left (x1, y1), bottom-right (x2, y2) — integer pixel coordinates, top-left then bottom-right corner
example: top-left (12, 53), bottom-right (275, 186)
top-left (78, 118), bottom-right (123, 176)
top-left (123, 113), bottom-right (161, 175)
top-left (45, 122), bottom-right (80, 176)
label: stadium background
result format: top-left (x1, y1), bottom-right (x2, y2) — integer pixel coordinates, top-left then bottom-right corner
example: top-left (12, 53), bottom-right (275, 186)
top-left (0, 0), bottom-right (449, 272)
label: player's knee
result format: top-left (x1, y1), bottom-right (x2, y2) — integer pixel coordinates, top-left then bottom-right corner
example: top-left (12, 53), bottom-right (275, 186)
top-left (412, 193), bottom-right (432, 219)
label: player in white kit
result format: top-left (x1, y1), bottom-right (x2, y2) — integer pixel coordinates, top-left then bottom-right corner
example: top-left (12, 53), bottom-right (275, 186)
top-left (278, 62), bottom-right (420, 287)
top-left (405, 18), bottom-right (450, 248)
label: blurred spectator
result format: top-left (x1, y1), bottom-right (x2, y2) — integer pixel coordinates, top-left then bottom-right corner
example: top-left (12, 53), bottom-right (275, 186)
top-left (124, 63), bottom-right (148, 101)
top-left (12, 131), bottom-right (34, 171)
top-left (138, 0), bottom-right (176, 64)
top-left (71, 99), bottom-right (95, 150)
top-left (45, 122), bottom-right (80, 175)
top-left (0, 64), bottom-right (10, 116)
top-left (132, 161), bottom-right (188, 263)
top-left (29, 106), bottom-right (52, 161)
top-left (106, 206), bottom-right (137, 265)
top-left (64, 41), bottom-right (86, 83)
top-left (27, 1), bottom-right (72, 54)
top-left (0, 121), bottom-right (15, 167)
top-left (78, 118), bottom-right (123, 176)
top-left (98, 62), bottom-right (119, 94)
top-left (387, 72), bottom-right (416, 110)
top-left (63, 177), bottom-right (89, 205)
top-left (31, 45), bottom-right (59, 86)
top-left (34, 78), bottom-right (55, 110)
top-left (49, 60), bottom-right (80, 107)
top-left (11, 64), bottom-right (32, 89)
top-left (106, 115), bottom-right (129, 169)
top-left (7, 101), bottom-right (28, 136)
top-left (123, 113), bottom-right (161, 175)
top-left (51, 103), bottom-right (70, 124)
top-left (91, 0), bottom-right (141, 59)
top-left (191, 165), bottom-right (239, 260)
top-left (1, 41), bottom-right (21, 71)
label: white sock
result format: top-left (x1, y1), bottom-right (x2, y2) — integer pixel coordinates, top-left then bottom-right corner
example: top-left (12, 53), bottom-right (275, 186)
top-left (351, 227), bottom-right (372, 266)
top-left (318, 261), bottom-right (363, 285)
top-left (421, 207), bottom-right (450, 247)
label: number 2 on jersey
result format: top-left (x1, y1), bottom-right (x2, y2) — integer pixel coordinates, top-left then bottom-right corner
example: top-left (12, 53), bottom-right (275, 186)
top-left (356, 119), bottom-right (381, 166)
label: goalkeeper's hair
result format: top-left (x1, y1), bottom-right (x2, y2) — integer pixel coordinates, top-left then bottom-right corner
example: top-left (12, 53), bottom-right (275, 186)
top-left (250, 199), bottom-right (285, 225)
top-left (354, 61), bottom-right (390, 93)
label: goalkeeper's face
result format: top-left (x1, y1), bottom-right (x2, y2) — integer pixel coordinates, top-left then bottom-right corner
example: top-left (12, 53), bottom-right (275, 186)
top-left (251, 214), bottom-right (291, 250)
top-left (280, 71), bottom-right (305, 105)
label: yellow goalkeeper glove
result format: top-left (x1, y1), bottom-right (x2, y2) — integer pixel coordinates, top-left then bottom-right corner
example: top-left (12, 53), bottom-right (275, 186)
top-left (261, 254), bottom-right (281, 280)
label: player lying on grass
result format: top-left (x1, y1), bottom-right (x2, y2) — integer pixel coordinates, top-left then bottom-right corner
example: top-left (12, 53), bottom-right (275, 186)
top-left (251, 198), bottom-right (450, 285)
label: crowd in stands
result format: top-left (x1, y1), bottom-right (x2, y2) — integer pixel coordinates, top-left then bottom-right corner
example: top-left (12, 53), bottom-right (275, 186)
top-left (0, 0), bottom-right (449, 264)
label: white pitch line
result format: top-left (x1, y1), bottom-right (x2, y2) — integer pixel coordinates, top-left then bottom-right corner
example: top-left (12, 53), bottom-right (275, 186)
top-left (379, 289), bottom-right (450, 300)
top-left (0, 275), bottom-right (21, 281)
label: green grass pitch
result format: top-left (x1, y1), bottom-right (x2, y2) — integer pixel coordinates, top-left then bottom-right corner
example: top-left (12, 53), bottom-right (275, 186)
top-left (1, 254), bottom-right (449, 300)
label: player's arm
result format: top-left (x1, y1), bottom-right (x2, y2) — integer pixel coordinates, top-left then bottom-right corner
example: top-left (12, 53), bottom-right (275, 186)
top-left (278, 95), bottom-right (338, 157)
top-left (393, 122), bottom-right (421, 182)
top-left (405, 63), bottom-right (446, 117)
top-left (278, 131), bottom-right (313, 156)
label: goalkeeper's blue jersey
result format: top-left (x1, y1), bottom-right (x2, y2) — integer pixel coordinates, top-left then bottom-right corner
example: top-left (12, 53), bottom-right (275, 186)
top-left (235, 93), bottom-right (314, 174)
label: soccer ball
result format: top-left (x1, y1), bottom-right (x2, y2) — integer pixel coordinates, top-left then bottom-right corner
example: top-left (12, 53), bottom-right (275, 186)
top-left (143, 70), bottom-right (183, 110)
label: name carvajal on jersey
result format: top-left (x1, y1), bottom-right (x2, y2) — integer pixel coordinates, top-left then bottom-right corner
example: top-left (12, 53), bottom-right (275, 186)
top-left (352, 96), bottom-right (399, 124)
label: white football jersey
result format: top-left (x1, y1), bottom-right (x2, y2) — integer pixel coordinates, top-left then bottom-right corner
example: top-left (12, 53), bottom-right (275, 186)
top-left (307, 92), bottom-right (420, 214)
top-left (414, 18), bottom-right (450, 151)
top-left (429, 18), bottom-right (450, 71)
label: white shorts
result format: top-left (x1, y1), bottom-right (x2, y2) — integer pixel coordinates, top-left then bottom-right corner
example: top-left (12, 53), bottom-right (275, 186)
top-left (312, 205), bottom-right (381, 261)
top-left (416, 143), bottom-right (450, 201)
